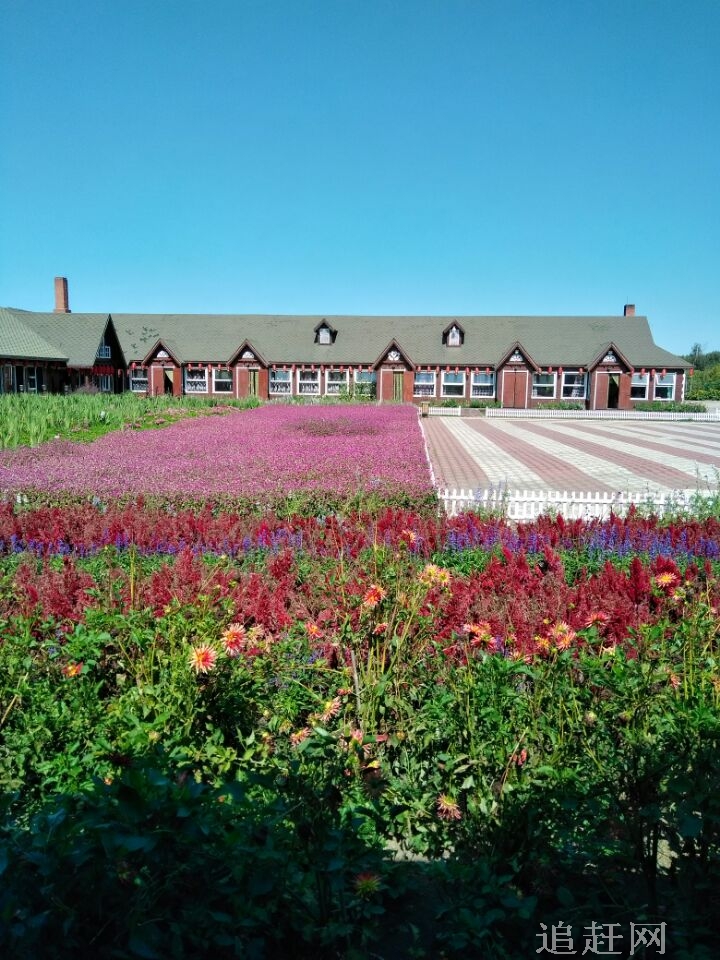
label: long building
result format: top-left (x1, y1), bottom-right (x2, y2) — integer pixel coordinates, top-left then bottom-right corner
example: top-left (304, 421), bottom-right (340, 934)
top-left (0, 277), bottom-right (691, 408)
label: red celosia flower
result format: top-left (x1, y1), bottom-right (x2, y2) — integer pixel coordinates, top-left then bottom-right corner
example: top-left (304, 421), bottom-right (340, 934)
top-left (372, 622), bottom-right (388, 635)
top-left (362, 585), bottom-right (387, 608)
top-left (189, 643), bottom-right (218, 674)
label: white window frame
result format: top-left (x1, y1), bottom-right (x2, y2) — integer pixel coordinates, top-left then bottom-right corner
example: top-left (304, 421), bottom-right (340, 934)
top-left (213, 368), bottom-right (233, 393)
top-left (184, 366), bottom-right (208, 394)
top-left (97, 338), bottom-right (111, 360)
top-left (441, 370), bottom-right (466, 398)
top-left (354, 370), bottom-right (376, 386)
top-left (129, 370), bottom-right (149, 393)
top-left (297, 368), bottom-right (320, 396)
top-left (317, 326), bottom-right (332, 345)
top-left (269, 369), bottom-right (292, 395)
top-left (630, 373), bottom-right (649, 400)
top-left (471, 371), bottom-right (495, 398)
top-left (413, 371), bottom-right (436, 398)
top-left (532, 372), bottom-right (556, 399)
top-left (324, 369), bottom-right (348, 395)
top-left (653, 372), bottom-right (675, 401)
top-left (561, 371), bottom-right (587, 400)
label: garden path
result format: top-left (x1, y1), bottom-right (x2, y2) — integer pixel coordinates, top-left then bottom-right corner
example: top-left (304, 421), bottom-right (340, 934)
top-left (422, 417), bottom-right (720, 494)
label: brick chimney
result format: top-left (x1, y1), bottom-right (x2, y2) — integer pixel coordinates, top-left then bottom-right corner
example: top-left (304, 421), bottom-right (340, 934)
top-left (623, 303), bottom-right (635, 317)
top-left (54, 276), bottom-right (70, 313)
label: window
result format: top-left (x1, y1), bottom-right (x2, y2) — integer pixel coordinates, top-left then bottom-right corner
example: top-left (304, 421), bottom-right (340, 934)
top-left (532, 373), bottom-right (556, 399)
top-left (631, 373), bottom-right (648, 400)
top-left (445, 324), bottom-right (464, 347)
top-left (184, 367), bottom-right (208, 394)
top-left (269, 369), bottom-right (292, 395)
top-left (317, 326), bottom-right (331, 344)
top-left (213, 369), bottom-right (233, 393)
top-left (130, 369), bottom-right (148, 392)
top-left (441, 371), bottom-right (465, 398)
top-left (297, 369), bottom-right (320, 395)
top-left (97, 338), bottom-right (111, 360)
top-left (561, 371), bottom-right (587, 399)
top-left (654, 373), bottom-right (675, 401)
top-left (471, 371), bottom-right (495, 398)
top-left (353, 370), bottom-right (376, 398)
top-left (413, 371), bottom-right (436, 397)
top-left (99, 374), bottom-right (113, 393)
top-left (325, 369), bottom-right (348, 395)
top-left (24, 367), bottom-right (38, 393)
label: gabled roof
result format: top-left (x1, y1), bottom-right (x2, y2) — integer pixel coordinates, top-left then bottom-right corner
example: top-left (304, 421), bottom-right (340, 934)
top-left (109, 313), bottom-right (690, 369)
top-left (0, 307), bottom-right (113, 367)
top-left (373, 339), bottom-right (414, 369)
top-left (0, 307), bottom-right (68, 362)
top-left (497, 341), bottom-right (541, 371)
top-left (1, 306), bottom-right (690, 371)
top-left (140, 338), bottom-right (183, 366)
top-left (228, 340), bottom-right (268, 366)
top-left (588, 341), bottom-right (633, 371)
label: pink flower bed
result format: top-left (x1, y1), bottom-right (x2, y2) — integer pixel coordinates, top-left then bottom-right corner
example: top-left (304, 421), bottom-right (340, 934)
top-left (0, 405), bottom-right (433, 500)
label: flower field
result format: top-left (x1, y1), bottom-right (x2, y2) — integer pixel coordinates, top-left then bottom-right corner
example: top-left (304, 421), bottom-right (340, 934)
top-left (0, 404), bottom-right (433, 506)
top-left (2, 492), bottom-right (720, 957)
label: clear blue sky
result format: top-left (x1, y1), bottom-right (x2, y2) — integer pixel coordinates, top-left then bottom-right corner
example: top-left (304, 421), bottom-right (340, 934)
top-left (1, 0), bottom-right (718, 356)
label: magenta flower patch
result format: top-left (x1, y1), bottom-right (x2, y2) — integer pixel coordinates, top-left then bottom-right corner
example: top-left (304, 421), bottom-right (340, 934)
top-left (0, 405), bottom-right (433, 501)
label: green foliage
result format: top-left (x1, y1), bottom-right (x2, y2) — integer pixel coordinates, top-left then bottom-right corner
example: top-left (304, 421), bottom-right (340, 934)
top-left (2, 518), bottom-right (720, 954)
top-left (632, 400), bottom-right (707, 413)
top-left (0, 394), bottom-right (261, 450)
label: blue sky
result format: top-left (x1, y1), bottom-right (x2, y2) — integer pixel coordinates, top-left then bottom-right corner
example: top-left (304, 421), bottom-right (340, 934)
top-left (1, 0), bottom-right (718, 355)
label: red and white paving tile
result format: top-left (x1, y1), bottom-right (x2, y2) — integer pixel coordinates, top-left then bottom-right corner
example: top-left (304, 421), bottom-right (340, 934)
top-left (422, 417), bottom-right (720, 494)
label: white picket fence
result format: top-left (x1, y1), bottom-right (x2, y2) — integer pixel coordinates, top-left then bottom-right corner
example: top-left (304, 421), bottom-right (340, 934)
top-left (439, 487), bottom-right (707, 520)
top-left (427, 406), bottom-right (462, 416)
top-left (486, 408), bottom-right (719, 421)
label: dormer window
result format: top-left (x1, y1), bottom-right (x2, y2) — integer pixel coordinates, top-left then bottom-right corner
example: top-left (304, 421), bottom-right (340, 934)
top-left (443, 323), bottom-right (464, 347)
top-left (315, 322), bottom-right (336, 345)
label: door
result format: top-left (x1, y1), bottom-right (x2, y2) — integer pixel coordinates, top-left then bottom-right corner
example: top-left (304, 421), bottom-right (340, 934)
top-left (607, 374), bottom-right (619, 409)
top-left (502, 369), bottom-right (527, 408)
top-left (163, 369), bottom-right (174, 395)
top-left (393, 371), bottom-right (404, 402)
top-left (248, 369), bottom-right (259, 397)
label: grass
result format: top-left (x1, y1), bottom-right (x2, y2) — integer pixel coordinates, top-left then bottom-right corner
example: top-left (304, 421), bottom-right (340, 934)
top-left (0, 393), bottom-right (261, 449)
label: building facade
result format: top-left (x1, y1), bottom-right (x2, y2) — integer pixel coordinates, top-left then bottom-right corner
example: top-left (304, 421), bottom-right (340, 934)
top-left (0, 278), bottom-right (692, 409)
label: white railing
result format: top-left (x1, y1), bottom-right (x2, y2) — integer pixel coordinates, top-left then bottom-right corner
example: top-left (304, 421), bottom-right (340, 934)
top-left (428, 406), bottom-right (462, 416)
top-left (439, 487), bottom-right (710, 520)
top-left (486, 408), bottom-right (719, 421)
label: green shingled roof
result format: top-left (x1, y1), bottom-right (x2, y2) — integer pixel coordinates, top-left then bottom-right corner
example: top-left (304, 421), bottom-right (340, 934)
top-left (1, 305), bottom-right (691, 370)
top-left (0, 307), bottom-right (111, 367)
top-left (0, 308), bottom-right (68, 361)
top-left (112, 313), bottom-right (690, 370)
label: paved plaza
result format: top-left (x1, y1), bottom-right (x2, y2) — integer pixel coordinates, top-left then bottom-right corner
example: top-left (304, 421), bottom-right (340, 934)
top-left (422, 416), bottom-right (720, 495)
